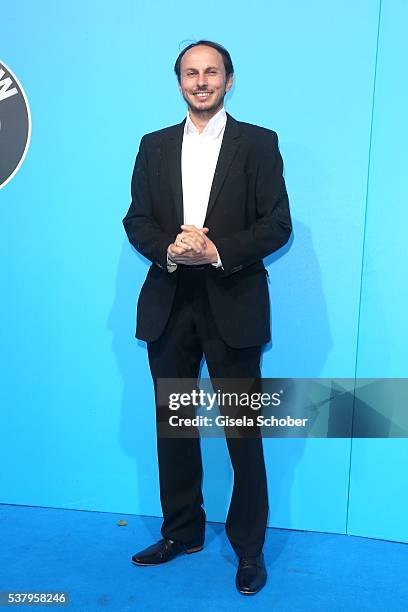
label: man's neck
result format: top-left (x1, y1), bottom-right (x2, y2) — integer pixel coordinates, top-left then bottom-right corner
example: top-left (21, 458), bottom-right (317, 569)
top-left (188, 105), bottom-right (224, 134)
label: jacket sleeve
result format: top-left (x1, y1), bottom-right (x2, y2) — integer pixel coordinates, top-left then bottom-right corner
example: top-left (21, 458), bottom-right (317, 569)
top-left (214, 131), bottom-right (292, 276)
top-left (122, 136), bottom-right (174, 270)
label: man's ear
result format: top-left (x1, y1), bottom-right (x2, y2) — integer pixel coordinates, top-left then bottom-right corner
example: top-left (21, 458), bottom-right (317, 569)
top-left (225, 74), bottom-right (234, 93)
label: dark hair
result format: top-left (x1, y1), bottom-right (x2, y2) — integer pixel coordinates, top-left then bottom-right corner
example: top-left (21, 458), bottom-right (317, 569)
top-left (174, 40), bottom-right (234, 83)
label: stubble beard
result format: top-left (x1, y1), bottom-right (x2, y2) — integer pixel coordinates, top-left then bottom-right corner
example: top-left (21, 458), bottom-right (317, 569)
top-left (185, 89), bottom-right (226, 120)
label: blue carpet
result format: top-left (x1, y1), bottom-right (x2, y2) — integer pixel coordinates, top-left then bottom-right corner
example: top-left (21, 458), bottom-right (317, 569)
top-left (0, 504), bottom-right (407, 611)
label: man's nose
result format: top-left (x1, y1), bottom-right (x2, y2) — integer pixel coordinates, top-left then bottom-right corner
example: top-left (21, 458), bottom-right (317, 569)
top-left (197, 73), bottom-right (208, 88)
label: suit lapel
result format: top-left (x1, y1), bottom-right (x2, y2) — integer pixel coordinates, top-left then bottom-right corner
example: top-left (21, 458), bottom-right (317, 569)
top-left (164, 112), bottom-right (241, 227)
top-left (204, 113), bottom-right (241, 223)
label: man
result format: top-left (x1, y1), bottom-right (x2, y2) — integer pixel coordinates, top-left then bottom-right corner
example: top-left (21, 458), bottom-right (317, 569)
top-left (123, 40), bottom-right (292, 595)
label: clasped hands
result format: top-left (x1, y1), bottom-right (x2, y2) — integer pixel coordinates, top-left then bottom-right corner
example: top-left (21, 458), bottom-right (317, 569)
top-left (167, 225), bottom-right (218, 266)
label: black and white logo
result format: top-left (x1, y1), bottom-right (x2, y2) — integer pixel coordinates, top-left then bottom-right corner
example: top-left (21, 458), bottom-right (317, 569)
top-left (0, 60), bottom-right (31, 190)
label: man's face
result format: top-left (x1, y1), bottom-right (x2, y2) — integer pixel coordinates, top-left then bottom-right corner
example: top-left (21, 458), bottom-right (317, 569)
top-left (178, 45), bottom-right (233, 116)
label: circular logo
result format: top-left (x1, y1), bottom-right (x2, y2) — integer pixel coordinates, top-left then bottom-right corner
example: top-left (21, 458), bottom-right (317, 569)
top-left (0, 60), bottom-right (31, 190)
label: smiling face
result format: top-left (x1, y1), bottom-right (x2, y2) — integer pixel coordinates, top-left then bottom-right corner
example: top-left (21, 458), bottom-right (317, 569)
top-left (178, 45), bottom-right (233, 119)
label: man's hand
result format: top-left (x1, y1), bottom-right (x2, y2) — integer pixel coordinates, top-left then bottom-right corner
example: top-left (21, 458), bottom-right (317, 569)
top-left (167, 225), bottom-right (219, 265)
top-left (175, 225), bottom-right (209, 254)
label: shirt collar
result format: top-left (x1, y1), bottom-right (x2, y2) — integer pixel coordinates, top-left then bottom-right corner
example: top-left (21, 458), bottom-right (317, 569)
top-left (184, 106), bottom-right (227, 139)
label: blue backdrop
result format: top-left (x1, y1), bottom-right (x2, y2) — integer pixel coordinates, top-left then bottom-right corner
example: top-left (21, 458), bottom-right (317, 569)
top-left (1, 0), bottom-right (406, 543)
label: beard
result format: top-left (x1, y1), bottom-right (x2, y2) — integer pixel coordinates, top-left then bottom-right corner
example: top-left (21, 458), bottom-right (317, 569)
top-left (184, 89), bottom-right (226, 118)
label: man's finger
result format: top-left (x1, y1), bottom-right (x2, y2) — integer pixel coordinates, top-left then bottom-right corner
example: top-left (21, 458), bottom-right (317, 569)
top-left (178, 231), bottom-right (207, 250)
top-left (180, 225), bottom-right (210, 235)
top-left (178, 234), bottom-right (206, 252)
top-left (168, 244), bottom-right (189, 256)
top-left (174, 233), bottom-right (191, 249)
top-left (170, 250), bottom-right (207, 263)
top-left (175, 239), bottom-right (192, 250)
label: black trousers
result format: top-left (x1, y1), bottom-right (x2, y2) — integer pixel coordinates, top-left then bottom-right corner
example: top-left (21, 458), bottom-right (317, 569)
top-left (147, 266), bottom-right (269, 558)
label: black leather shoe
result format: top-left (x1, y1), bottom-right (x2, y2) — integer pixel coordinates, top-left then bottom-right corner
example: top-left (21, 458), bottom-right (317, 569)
top-left (236, 553), bottom-right (267, 595)
top-left (131, 537), bottom-right (204, 566)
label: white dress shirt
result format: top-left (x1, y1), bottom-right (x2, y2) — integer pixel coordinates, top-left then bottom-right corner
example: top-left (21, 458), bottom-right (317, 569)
top-left (182, 106), bottom-right (226, 228)
top-left (168, 106), bottom-right (226, 271)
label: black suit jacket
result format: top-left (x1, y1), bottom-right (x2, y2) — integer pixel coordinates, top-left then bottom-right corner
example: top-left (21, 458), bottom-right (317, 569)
top-left (123, 112), bottom-right (292, 348)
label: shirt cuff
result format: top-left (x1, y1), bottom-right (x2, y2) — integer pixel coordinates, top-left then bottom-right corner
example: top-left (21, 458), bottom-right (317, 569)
top-left (167, 253), bottom-right (178, 273)
top-left (211, 248), bottom-right (223, 269)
